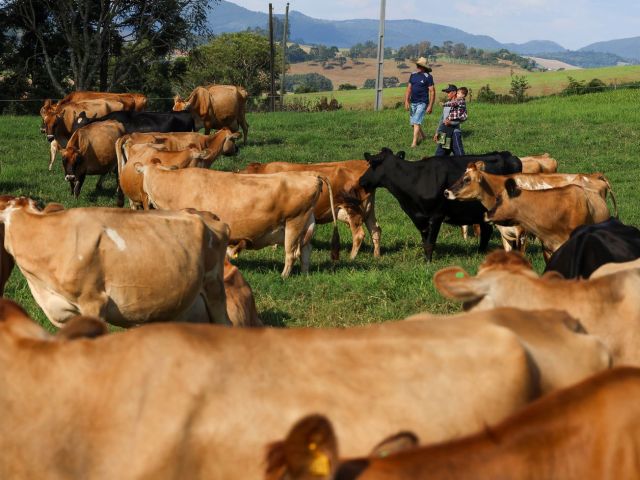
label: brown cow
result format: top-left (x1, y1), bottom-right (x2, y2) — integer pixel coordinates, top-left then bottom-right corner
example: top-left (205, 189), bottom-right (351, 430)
top-left (0, 223), bottom-right (13, 296)
top-left (173, 85), bottom-right (249, 142)
top-left (40, 91), bottom-right (147, 118)
top-left (485, 178), bottom-right (611, 260)
top-left (517, 152), bottom-right (558, 173)
top-left (591, 258), bottom-right (640, 278)
top-left (224, 258), bottom-right (262, 327)
top-left (241, 160), bottom-right (381, 258)
top-left (434, 250), bottom-right (640, 365)
top-left (266, 368), bottom-right (640, 480)
top-left (42, 99), bottom-right (125, 170)
top-left (0, 198), bottom-right (230, 327)
top-left (0, 299), bottom-right (541, 479)
top-left (60, 119), bottom-right (126, 201)
top-left (134, 164), bottom-right (340, 278)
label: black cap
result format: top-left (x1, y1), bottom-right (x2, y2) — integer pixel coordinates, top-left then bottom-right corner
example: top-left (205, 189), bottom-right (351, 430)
top-left (442, 84), bottom-right (458, 93)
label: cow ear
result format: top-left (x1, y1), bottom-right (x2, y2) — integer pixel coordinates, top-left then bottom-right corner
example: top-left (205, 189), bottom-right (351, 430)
top-left (433, 266), bottom-right (489, 302)
top-left (396, 151), bottom-right (406, 160)
top-left (504, 178), bottom-right (521, 198)
top-left (475, 161), bottom-right (486, 171)
top-left (467, 162), bottom-right (477, 171)
top-left (369, 431), bottom-right (419, 458)
top-left (56, 316), bottom-right (108, 340)
top-left (265, 414), bottom-right (338, 480)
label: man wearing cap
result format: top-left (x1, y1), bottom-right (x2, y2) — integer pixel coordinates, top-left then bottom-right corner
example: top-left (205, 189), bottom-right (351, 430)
top-left (404, 56), bottom-right (435, 148)
top-left (434, 84), bottom-right (467, 156)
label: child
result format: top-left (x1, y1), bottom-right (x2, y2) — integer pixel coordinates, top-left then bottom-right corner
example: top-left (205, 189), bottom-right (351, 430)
top-left (434, 85), bottom-right (468, 156)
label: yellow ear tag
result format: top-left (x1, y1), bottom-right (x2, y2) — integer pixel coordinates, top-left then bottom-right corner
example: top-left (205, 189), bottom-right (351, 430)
top-left (308, 443), bottom-right (330, 477)
top-left (232, 252), bottom-right (238, 259)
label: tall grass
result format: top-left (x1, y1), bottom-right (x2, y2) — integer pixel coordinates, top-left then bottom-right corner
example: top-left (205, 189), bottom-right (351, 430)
top-left (1, 89), bottom-right (638, 330)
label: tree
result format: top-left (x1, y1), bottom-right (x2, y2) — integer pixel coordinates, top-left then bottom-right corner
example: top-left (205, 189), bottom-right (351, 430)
top-left (509, 74), bottom-right (530, 102)
top-left (180, 32), bottom-right (281, 98)
top-left (284, 73), bottom-right (332, 93)
top-left (286, 43), bottom-right (311, 63)
top-left (2, 0), bottom-right (213, 94)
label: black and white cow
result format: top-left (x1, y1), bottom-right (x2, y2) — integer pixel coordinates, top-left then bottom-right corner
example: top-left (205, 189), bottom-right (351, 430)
top-left (358, 148), bottom-right (522, 261)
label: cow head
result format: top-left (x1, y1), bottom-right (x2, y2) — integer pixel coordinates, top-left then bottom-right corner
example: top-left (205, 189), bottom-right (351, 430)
top-left (42, 111), bottom-right (64, 142)
top-left (172, 94), bottom-right (189, 112)
top-left (222, 131), bottom-right (242, 156)
top-left (444, 163), bottom-right (483, 200)
top-left (359, 147), bottom-right (397, 192)
top-left (484, 178), bottom-right (521, 226)
top-left (61, 146), bottom-right (86, 198)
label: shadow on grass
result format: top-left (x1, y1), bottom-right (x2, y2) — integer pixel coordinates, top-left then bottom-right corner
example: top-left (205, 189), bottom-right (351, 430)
top-left (259, 309), bottom-right (291, 328)
top-left (85, 184), bottom-right (119, 204)
top-left (0, 180), bottom-right (36, 191)
top-left (245, 137), bottom-right (285, 147)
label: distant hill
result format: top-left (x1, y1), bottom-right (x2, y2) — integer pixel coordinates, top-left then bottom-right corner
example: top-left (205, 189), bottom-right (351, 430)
top-left (530, 51), bottom-right (631, 68)
top-left (579, 37), bottom-right (640, 62)
top-left (208, 1), bottom-right (560, 51)
top-left (502, 40), bottom-right (566, 54)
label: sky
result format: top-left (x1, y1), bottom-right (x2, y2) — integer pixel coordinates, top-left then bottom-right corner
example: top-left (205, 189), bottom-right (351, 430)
top-left (230, 0), bottom-right (640, 50)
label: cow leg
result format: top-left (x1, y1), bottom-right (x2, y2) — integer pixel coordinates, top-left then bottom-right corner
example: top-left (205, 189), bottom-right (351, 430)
top-left (461, 225), bottom-right (469, 240)
top-left (363, 196), bottom-right (382, 257)
top-left (240, 116), bottom-right (249, 144)
top-left (421, 216), bottom-right (443, 262)
top-left (202, 279), bottom-right (232, 326)
top-left (115, 169), bottom-right (125, 208)
top-left (478, 222), bottom-right (493, 252)
top-left (96, 173), bottom-right (108, 190)
top-left (48, 140), bottom-right (59, 171)
top-left (300, 215), bottom-right (317, 274)
top-left (282, 212), bottom-right (314, 278)
top-left (338, 208), bottom-right (365, 260)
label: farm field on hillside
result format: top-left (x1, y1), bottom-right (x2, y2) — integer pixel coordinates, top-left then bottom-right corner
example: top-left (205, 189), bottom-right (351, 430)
top-left (291, 64), bottom-right (640, 109)
top-left (1, 89), bottom-right (639, 331)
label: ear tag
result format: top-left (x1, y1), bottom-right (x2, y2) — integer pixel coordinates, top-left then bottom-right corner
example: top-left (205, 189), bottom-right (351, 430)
top-left (455, 272), bottom-right (465, 279)
top-left (308, 443), bottom-right (330, 476)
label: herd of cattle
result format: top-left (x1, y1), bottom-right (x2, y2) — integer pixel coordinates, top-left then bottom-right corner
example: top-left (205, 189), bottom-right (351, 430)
top-left (1, 86), bottom-right (640, 478)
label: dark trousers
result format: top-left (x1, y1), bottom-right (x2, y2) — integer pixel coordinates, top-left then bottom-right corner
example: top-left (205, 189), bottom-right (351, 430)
top-left (435, 129), bottom-right (465, 156)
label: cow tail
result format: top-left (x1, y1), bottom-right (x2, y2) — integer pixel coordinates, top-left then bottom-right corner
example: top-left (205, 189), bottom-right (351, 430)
top-left (319, 175), bottom-right (340, 261)
top-left (601, 174), bottom-right (619, 219)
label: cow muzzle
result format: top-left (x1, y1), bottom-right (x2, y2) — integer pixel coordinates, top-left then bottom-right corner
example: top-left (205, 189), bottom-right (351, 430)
top-left (47, 135), bottom-right (55, 142)
top-left (444, 189), bottom-right (456, 200)
top-left (65, 174), bottom-right (76, 182)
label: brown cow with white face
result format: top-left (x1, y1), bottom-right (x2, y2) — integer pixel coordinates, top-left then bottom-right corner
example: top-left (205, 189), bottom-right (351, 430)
top-left (241, 160), bottom-right (381, 259)
top-left (0, 197), bottom-right (230, 327)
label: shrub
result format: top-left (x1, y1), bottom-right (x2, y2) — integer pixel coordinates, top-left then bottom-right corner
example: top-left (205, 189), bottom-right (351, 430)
top-left (509, 74), bottom-right (530, 103)
top-left (338, 83), bottom-right (357, 90)
top-left (363, 78), bottom-right (376, 89)
top-left (285, 73), bottom-right (333, 93)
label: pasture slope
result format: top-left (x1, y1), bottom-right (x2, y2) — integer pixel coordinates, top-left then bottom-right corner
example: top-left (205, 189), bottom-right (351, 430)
top-left (0, 89), bottom-right (639, 330)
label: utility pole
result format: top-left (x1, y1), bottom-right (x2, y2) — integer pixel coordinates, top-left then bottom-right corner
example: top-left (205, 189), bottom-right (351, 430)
top-left (269, 3), bottom-right (276, 112)
top-left (374, 0), bottom-right (386, 111)
top-left (281, 3), bottom-right (289, 107)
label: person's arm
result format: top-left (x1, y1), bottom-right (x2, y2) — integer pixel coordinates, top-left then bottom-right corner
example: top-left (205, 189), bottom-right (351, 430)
top-left (405, 82), bottom-right (412, 110)
top-left (426, 85), bottom-right (435, 114)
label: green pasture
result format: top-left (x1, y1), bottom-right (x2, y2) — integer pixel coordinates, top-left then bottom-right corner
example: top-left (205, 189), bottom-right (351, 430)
top-left (290, 65), bottom-right (640, 108)
top-left (1, 88), bottom-right (639, 331)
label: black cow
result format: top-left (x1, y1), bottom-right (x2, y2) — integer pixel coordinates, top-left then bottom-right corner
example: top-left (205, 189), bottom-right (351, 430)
top-left (72, 110), bottom-right (195, 134)
top-left (358, 148), bottom-right (522, 261)
top-left (544, 218), bottom-right (640, 279)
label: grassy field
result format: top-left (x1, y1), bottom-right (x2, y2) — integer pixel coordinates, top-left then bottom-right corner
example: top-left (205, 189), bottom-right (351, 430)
top-left (1, 88), bottom-right (639, 331)
top-left (290, 65), bottom-right (640, 109)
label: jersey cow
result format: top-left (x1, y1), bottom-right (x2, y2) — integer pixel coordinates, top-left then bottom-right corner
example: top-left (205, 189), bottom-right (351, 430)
top-left (0, 300), bottom-right (544, 479)
top-left (241, 160), bottom-right (381, 259)
top-left (434, 250), bottom-right (640, 366)
top-left (0, 197), bottom-right (230, 327)
top-left (358, 148), bottom-right (522, 261)
top-left (267, 368), bottom-right (640, 480)
top-left (40, 91), bottom-right (147, 118)
top-left (134, 164), bottom-right (340, 277)
top-left (173, 84), bottom-right (249, 142)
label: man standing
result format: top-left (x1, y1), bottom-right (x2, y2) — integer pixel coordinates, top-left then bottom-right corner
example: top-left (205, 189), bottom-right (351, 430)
top-left (404, 56), bottom-right (435, 148)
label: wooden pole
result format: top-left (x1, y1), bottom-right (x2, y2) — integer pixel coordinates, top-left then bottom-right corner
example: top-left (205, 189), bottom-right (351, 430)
top-left (269, 3), bottom-right (276, 112)
top-left (374, 0), bottom-right (386, 111)
top-left (280, 3), bottom-right (289, 108)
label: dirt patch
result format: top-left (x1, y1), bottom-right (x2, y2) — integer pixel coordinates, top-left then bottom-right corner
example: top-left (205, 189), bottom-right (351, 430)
top-left (287, 58), bottom-right (528, 89)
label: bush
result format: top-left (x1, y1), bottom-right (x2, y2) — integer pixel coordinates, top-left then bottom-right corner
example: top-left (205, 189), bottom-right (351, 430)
top-left (285, 73), bottom-right (333, 93)
top-left (586, 78), bottom-right (607, 93)
top-left (509, 74), bottom-right (530, 103)
top-left (283, 96), bottom-right (342, 112)
top-left (338, 83), bottom-right (357, 90)
top-left (476, 84), bottom-right (515, 104)
top-left (363, 78), bottom-right (376, 89)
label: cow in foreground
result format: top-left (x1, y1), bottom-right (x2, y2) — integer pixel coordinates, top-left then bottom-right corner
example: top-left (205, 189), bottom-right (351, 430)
top-left (0, 197), bottom-right (230, 327)
top-left (173, 84), bottom-right (249, 142)
top-left (0, 299), bottom-right (545, 479)
top-left (358, 148), bottom-right (522, 261)
top-left (241, 160), bottom-right (381, 259)
top-left (266, 368), bottom-right (640, 480)
top-left (434, 250), bottom-right (640, 365)
top-left (135, 164), bottom-right (340, 278)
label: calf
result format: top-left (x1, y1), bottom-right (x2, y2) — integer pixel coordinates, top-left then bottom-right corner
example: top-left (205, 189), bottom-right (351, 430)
top-left (518, 152), bottom-right (558, 173)
top-left (134, 164), bottom-right (340, 278)
top-left (241, 160), bottom-right (381, 259)
top-left (485, 179), bottom-right (611, 260)
top-left (60, 119), bottom-right (126, 202)
top-left (0, 298), bottom-right (540, 479)
top-left (0, 197), bottom-right (230, 327)
top-left (267, 368), bottom-right (640, 480)
top-left (434, 250), bottom-right (640, 365)
top-left (224, 258), bottom-right (262, 327)
top-left (358, 148), bottom-right (522, 261)
top-left (120, 128), bottom-right (241, 159)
